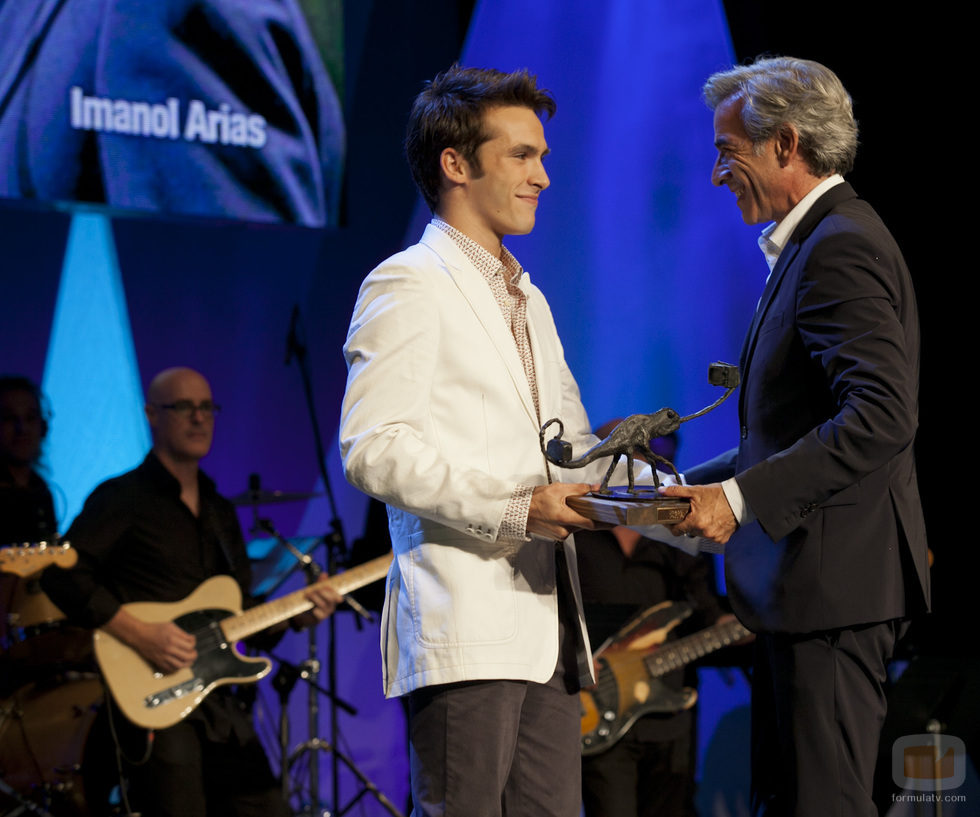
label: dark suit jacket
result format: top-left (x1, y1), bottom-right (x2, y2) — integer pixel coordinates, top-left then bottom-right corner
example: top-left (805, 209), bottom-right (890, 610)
top-left (688, 182), bottom-right (929, 633)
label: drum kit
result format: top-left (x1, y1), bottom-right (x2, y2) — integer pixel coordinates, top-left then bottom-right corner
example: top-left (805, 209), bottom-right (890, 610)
top-left (1, 542), bottom-right (101, 817)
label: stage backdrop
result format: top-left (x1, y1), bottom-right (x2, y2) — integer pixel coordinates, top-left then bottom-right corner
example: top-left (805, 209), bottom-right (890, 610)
top-left (3, 0), bottom-right (940, 814)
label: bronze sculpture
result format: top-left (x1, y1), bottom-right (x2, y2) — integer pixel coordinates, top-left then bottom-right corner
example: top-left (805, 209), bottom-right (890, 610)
top-left (539, 363), bottom-right (739, 495)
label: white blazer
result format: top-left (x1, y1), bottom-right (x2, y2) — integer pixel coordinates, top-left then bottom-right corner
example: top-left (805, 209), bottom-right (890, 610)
top-left (341, 224), bottom-right (606, 697)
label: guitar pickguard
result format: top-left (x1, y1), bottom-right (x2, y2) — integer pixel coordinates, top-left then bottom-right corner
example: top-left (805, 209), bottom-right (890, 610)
top-left (141, 609), bottom-right (268, 712)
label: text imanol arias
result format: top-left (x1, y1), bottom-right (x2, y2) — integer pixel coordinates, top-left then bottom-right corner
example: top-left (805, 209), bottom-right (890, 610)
top-left (70, 87), bottom-right (267, 147)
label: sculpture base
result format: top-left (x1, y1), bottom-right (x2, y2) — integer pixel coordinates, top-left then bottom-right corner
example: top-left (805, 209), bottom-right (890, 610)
top-left (568, 489), bottom-right (690, 525)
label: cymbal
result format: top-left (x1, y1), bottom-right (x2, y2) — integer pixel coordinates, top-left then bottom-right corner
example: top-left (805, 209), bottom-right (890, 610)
top-left (228, 488), bottom-right (320, 507)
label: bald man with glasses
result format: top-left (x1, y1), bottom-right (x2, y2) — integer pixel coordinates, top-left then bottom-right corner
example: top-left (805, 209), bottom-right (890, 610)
top-left (43, 367), bottom-right (340, 817)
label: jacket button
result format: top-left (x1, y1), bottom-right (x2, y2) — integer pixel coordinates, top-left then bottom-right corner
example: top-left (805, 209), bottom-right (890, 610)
top-left (740, 426), bottom-right (748, 440)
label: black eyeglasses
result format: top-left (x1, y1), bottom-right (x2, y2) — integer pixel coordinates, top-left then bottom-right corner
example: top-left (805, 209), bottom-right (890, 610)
top-left (156, 400), bottom-right (221, 417)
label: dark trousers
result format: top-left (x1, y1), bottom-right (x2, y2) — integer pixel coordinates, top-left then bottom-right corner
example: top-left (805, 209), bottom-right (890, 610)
top-left (405, 547), bottom-right (584, 817)
top-left (85, 702), bottom-right (289, 817)
top-left (128, 719), bottom-right (289, 817)
top-left (407, 676), bottom-right (581, 817)
top-left (581, 725), bottom-right (697, 817)
top-left (750, 621), bottom-right (901, 817)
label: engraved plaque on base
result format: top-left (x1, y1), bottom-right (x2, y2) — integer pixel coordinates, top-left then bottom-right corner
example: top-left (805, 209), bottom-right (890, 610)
top-left (567, 487), bottom-right (690, 526)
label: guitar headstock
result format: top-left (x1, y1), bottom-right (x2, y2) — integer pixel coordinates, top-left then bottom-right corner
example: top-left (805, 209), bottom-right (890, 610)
top-left (0, 541), bottom-right (77, 577)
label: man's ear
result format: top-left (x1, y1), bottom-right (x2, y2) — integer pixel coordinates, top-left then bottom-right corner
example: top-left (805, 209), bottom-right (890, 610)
top-left (439, 147), bottom-right (469, 184)
top-left (774, 124), bottom-right (800, 167)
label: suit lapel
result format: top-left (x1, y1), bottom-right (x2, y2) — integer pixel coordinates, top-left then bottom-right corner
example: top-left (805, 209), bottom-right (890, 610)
top-left (420, 225), bottom-right (539, 427)
top-left (737, 183), bottom-right (858, 417)
top-left (738, 243), bottom-right (797, 380)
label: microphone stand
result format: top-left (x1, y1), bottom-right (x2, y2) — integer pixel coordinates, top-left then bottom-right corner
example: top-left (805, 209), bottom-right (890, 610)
top-left (285, 306), bottom-right (397, 816)
top-left (269, 657), bottom-right (400, 817)
top-left (248, 501), bottom-right (359, 806)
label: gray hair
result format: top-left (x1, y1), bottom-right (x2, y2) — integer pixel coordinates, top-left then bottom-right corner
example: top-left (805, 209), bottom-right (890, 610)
top-left (703, 56), bottom-right (858, 177)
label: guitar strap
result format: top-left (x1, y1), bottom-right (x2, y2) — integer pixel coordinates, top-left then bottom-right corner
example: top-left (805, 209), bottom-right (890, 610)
top-left (196, 494), bottom-right (257, 739)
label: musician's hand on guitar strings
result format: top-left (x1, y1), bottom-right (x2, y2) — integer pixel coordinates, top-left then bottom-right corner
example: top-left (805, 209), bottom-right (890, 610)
top-left (290, 574), bottom-right (343, 629)
top-left (135, 620), bottom-right (198, 673)
top-left (104, 608), bottom-right (197, 674)
top-left (308, 574), bottom-right (343, 619)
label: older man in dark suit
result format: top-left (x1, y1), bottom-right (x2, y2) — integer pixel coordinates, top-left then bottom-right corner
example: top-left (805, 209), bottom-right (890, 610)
top-left (663, 57), bottom-right (929, 817)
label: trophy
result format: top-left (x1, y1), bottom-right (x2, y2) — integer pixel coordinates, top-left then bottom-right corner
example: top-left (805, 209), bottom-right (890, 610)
top-left (538, 362), bottom-right (740, 525)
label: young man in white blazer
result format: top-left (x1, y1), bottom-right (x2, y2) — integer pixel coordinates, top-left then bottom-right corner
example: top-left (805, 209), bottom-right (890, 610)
top-left (340, 65), bottom-right (613, 816)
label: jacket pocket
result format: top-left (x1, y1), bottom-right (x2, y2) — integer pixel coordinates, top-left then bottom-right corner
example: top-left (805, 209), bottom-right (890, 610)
top-left (406, 533), bottom-right (518, 647)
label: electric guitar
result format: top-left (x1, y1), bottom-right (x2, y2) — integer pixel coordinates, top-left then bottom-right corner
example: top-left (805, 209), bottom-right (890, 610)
top-left (94, 552), bottom-right (393, 730)
top-left (580, 600), bottom-right (750, 755)
top-left (0, 541), bottom-right (77, 576)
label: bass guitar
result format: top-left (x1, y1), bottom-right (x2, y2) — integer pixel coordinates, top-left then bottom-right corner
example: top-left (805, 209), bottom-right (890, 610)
top-left (581, 600), bottom-right (750, 755)
top-left (94, 552), bottom-right (392, 730)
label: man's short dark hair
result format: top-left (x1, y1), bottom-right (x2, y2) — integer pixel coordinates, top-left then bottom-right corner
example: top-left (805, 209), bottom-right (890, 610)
top-left (405, 65), bottom-right (556, 212)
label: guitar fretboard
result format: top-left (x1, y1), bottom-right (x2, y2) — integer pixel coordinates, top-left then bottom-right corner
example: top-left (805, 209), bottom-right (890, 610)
top-left (643, 617), bottom-right (750, 677)
top-left (220, 552), bottom-right (392, 643)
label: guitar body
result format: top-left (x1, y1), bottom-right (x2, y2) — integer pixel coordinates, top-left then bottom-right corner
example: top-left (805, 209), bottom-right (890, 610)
top-left (94, 575), bottom-right (271, 730)
top-left (94, 552), bottom-right (393, 731)
top-left (580, 601), bottom-right (697, 756)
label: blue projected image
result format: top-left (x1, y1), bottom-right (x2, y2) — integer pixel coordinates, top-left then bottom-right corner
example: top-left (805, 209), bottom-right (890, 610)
top-left (0, 0), bottom-right (345, 227)
top-left (459, 0), bottom-right (759, 468)
top-left (456, 2), bottom-right (758, 810)
top-left (42, 212), bottom-right (150, 530)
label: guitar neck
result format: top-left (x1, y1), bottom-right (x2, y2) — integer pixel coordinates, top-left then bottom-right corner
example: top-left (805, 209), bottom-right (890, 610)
top-left (643, 617), bottom-right (749, 677)
top-left (222, 586), bottom-right (312, 643)
top-left (221, 553), bottom-right (391, 643)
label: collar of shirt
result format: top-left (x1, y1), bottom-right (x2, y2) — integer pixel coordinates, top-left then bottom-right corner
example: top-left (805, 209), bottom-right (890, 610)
top-left (430, 217), bottom-right (541, 429)
top-left (431, 217), bottom-right (524, 287)
top-left (143, 449), bottom-right (216, 500)
top-left (757, 174), bottom-right (845, 273)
